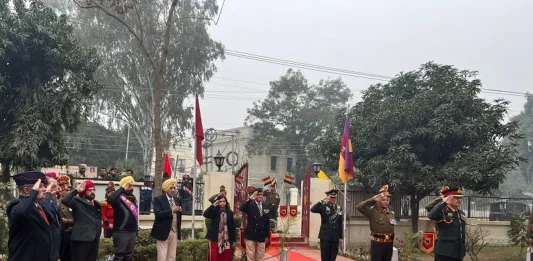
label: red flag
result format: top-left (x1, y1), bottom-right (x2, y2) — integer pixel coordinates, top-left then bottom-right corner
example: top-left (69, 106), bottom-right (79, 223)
top-left (163, 152), bottom-right (173, 177)
top-left (195, 96), bottom-right (204, 166)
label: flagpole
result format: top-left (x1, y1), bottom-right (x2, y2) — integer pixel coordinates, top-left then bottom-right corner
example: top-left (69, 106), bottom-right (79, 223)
top-left (343, 183), bottom-right (347, 254)
top-left (191, 102), bottom-right (199, 239)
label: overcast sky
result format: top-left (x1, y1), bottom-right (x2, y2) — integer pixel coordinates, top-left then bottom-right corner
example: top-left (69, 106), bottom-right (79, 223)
top-left (200, 0), bottom-right (532, 130)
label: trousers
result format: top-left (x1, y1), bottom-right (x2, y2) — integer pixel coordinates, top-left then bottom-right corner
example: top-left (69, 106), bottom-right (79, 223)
top-left (370, 241), bottom-right (393, 261)
top-left (156, 230), bottom-right (178, 261)
top-left (113, 230), bottom-right (137, 261)
top-left (244, 239), bottom-right (265, 261)
top-left (320, 240), bottom-right (339, 261)
top-left (60, 231), bottom-right (72, 261)
top-left (71, 240), bottom-right (98, 261)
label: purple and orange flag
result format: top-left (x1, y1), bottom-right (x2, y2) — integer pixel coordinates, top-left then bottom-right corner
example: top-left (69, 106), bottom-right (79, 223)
top-left (338, 114), bottom-right (354, 184)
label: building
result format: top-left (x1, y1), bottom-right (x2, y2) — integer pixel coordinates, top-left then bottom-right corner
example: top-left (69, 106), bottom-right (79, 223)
top-left (41, 165), bottom-right (98, 178)
top-left (149, 140), bottom-right (194, 180)
top-left (204, 126), bottom-right (297, 192)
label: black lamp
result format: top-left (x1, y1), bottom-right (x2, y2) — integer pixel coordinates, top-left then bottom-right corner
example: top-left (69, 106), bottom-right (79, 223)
top-left (312, 162), bottom-right (322, 176)
top-left (214, 150), bottom-right (225, 172)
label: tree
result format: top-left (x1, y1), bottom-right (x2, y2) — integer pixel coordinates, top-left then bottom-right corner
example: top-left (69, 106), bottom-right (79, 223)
top-left (313, 62), bottom-right (523, 232)
top-left (510, 95), bottom-right (533, 183)
top-left (65, 122), bottom-right (143, 169)
top-left (45, 0), bottom-right (225, 195)
top-left (0, 0), bottom-right (101, 181)
top-left (245, 69), bottom-right (352, 182)
top-left (114, 158), bottom-right (144, 180)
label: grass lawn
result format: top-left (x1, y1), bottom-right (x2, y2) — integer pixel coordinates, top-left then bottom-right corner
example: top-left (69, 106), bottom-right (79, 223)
top-left (419, 246), bottom-right (527, 261)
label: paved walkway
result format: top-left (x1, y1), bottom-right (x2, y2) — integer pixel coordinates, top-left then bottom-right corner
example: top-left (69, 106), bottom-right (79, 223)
top-left (235, 246), bottom-right (355, 261)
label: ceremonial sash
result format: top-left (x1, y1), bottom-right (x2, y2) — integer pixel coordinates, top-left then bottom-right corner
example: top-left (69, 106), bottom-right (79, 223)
top-left (120, 194), bottom-right (139, 220)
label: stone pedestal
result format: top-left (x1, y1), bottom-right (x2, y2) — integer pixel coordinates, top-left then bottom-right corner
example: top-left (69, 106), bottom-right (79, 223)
top-left (289, 188), bottom-right (298, 205)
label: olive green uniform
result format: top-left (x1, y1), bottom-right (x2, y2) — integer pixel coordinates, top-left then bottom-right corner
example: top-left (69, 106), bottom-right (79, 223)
top-left (426, 197), bottom-right (442, 247)
top-left (264, 190), bottom-right (280, 220)
top-left (311, 201), bottom-right (343, 261)
top-left (356, 198), bottom-right (395, 261)
top-left (428, 202), bottom-right (466, 261)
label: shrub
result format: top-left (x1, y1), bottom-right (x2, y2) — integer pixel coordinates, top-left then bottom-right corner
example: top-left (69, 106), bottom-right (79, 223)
top-left (97, 234), bottom-right (209, 261)
top-left (507, 211), bottom-right (530, 255)
top-left (465, 224), bottom-right (490, 261)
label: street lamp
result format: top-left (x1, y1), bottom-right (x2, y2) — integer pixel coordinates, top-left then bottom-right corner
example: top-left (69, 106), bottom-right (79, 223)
top-left (214, 150), bottom-right (225, 172)
top-left (312, 162), bottom-right (322, 176)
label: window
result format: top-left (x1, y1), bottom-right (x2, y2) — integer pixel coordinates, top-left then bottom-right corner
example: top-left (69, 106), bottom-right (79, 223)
top-left (90, 167), bottom-right (95, 172)
top-left (178, 159), bottom-right (186, 173)
top-left (270, 156), bottom-right (277, 171)
top-left (287, 158), bottom-right (293, 171)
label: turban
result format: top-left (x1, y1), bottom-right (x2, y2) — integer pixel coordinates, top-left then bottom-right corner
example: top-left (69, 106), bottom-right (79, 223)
top-left (120, 176), bottom-right (135, 187)
top-left (57, 175), bottom-right (71, 191)
top-left (79, 180), bottom-right (95, 197)
top-left (46, 172), bottom-right (57, 179)
top-left (162, 178), bottom-right (177, 192)
top-left (79, 164), bottom-right (87, 169)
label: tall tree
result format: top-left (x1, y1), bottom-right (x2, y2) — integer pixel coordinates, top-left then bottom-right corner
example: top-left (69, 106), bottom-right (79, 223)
top-left (65, 122), bottom-right (143, 169)
top-left (245, 69), bottom-right (352, 182)
top-left (511, 95), bottom-right (533, 183)
top-left (313, 62), bottom-right (523, 232)
top-left (44, 0), bottom-right (224, 195)
top-left (0, 0), bottom-right (101, 181)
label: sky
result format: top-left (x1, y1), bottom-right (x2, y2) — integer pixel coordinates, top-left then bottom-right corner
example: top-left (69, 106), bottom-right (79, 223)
top-left (200, 0), bottom-right (532, 130)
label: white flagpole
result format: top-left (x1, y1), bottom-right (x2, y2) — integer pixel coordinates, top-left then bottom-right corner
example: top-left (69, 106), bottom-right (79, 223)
top-left (343, 183), bottom-right (347, 254)
top-left (191, 125), bottom-right (198, 239)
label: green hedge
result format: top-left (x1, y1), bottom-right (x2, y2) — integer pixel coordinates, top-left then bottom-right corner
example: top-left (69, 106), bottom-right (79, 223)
top-left (98, 230), bottom-right (209, 261)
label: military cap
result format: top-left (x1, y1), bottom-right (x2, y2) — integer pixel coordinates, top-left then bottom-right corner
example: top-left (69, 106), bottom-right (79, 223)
top-left (13, 171), bottom-right (46, 187)
top-left (441, 187), bottom-right (464, 198)
top-left (439, 186), bottom-right (450, 195)
top-left (379, 185), bottom-right (391, 197)
top-left (325, 189), bottom-right (339, 198)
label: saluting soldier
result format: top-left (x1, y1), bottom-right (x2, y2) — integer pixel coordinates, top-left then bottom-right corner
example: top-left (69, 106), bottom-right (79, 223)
top-left (428, 188), bottom-right (466, 261)
top-left (425, 186), bottom-right (449, 248)
top-left (311, 189), bottom-right (343, 261)
top-left (356, 185), bottom-right (396, 261)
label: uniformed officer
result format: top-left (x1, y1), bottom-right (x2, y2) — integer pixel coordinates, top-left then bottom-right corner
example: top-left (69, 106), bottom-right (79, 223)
top-left (311, 189), bottom-right (343, 261)
top-left (356, 185), bottom-right (395, 261)
top-left (264, 185), bottom-right (280, 221)
top-left (428, 188), bottom-right (466, 261)
top-left (425, 186), bottom-right (450, 248)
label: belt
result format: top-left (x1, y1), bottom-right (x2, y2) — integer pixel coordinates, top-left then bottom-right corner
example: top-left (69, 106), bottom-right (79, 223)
top-left (371, 233), bottom-right (394, 243)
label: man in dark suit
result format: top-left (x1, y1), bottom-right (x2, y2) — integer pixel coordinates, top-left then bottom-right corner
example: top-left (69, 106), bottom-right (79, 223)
top-left (7, 171), bottom-right (53, 261)
top-left (311, 189), bottom-right (343, 261)
top-left (151, 178), bottom-right (182, 261)
top-left (239, 188), bottom-right (270, 261)
top-left (62, 180), bottom-right (102, 261)
top-left (108, 176), bottom-right (139, 261)
top-left (42, 173), bottom-right (63, 261)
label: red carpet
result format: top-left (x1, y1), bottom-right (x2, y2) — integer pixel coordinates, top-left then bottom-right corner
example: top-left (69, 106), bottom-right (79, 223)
top-left (266, 247), bottom-right (317, 261)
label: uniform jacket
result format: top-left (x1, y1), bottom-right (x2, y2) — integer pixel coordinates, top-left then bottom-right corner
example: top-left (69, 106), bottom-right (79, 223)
top-left (7, 189), bottom-right (52, 261)
top-left (61, 190), bottom-right (102, 242)
top-left (239, 199), bottom-right (270, 242)
top-left (101, 198), bottom-right (114, 230)
top-left (150, 194), bottom-right (183, 241)
top-left (59, 201), bottom-right (74, 230)
top-left (311, 201), bottom-right (343, 241)
top-left (203, 205), bottom-right (237, 243)
top-left (356, 198), bottom-right (395, 234)
top-left (428, 202), bottom-right (466, 259)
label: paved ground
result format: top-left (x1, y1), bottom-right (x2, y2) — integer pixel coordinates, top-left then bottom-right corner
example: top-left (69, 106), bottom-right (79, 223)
top-left (235, 246), bottom-right (355, 261)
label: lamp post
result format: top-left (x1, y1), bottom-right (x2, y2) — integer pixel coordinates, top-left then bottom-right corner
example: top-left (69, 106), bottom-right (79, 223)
top-left (312, 162), bottom-right (322, 176)
top-left (214, 150), bottom-right (225, 172)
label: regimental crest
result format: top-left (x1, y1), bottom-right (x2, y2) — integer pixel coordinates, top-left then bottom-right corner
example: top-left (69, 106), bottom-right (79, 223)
top-left (280, 205), bottom-right (288, 217)
top-left (289, 205), bottom-right (298, 217)
top-left (420, 231), bottom-right (436, 253)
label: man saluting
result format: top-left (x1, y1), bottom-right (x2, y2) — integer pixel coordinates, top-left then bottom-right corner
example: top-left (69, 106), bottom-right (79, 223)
top-left (7, 171), bottom-right (55, 261)
top-left (311, 189), bottom-right (343, 261)
top-left (356, 185), bottom-right (396, 261)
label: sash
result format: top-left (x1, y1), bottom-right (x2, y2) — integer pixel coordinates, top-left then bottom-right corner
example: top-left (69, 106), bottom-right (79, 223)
top-left (120, 194), bottom-right (139, 220)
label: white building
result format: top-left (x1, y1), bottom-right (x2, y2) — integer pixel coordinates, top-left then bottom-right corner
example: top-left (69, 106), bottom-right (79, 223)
top-left (149, 140), bottom-right (194, 181)
top-left (203, 126), bottom-right (297, 190)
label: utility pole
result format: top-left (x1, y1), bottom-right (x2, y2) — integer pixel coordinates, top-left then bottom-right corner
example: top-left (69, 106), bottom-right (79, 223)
top-left (125, 125), bottom-right (130, 161)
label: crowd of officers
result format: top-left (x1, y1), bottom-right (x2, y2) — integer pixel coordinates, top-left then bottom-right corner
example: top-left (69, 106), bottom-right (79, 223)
top-left (311, 185), bottom-right (466, 261)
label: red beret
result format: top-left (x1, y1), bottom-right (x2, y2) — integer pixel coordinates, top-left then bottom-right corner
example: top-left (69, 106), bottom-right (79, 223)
top-left (79, 180), bottom-right (95, 197)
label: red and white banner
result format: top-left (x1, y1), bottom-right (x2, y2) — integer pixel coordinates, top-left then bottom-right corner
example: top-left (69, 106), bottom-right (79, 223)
top-left (280, 205), bottom-right (288, 218)
top-left (421, 230), bottom-right (436, 253)
top-left (289, 205), bottom-right (298, 217)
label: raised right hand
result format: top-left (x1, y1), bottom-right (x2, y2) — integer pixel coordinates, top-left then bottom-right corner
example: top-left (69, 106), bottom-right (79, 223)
top-left (76, 182), bottom-right (85, 193)
top-left (32, 179), bottom-right (42, 191)
top-left (250, 191), bottom-right (257, 200)
top-left (372, 194), bottom-right (382, 202)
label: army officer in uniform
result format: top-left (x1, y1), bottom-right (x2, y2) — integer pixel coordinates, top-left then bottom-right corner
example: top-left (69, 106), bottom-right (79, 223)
top-left (428, 188), bottom-right (466, 261)
top-left (356, 185), bottom-right (395, 261)
top-left (311, 189), bottom-right (343, 261)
